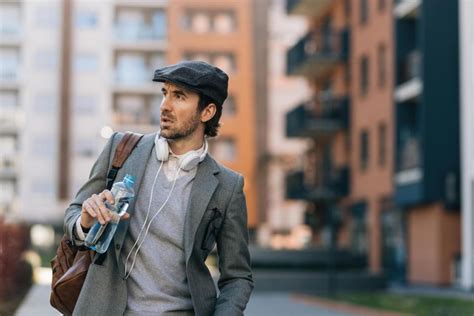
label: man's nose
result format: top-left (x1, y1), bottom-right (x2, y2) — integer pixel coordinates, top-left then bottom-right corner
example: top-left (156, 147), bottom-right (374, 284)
top-left (160, 96), bottom-right (172, 111)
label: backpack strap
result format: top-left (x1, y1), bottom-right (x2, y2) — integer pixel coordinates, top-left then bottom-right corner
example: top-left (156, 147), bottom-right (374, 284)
top-left (106, 132), bottom-right (144, 190)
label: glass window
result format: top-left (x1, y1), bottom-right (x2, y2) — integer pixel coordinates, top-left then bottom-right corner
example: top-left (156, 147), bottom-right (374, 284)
top-left (75, 53), bottom-right (98, 73)
top-left (35, 50), bottom-right (58, 71)
top-left (35, 4), bottom-right (59, 29)
top-left (32, 136), bottom-right (55, 157)
top-left (33, 94), bottom-right (56, 113)
top-left (0, 3), bottom-right (21, 37)
top-left (379, 123), bottom-right (387, 167)
top-left (0, 91), bottom-right (18, 108)
top-left (152, 10), bottom-right (167, 39)
top-left (74, 139), bottom-right (95, 157)
top-left (191, 12), bottom-right (211, 33)
top-left (115, 53), bottom-right (147, 84)
top-left (31, 179), bottom-right (54, 197)
top-left (378, 44), bottom-right (386, 88)
top-left (213, 12), bottom-right (235, 33)
top-left (0, 48), bottom-right (20, 81)
top-left (213, 54), bottom-right (235, 74)
top-left (379, 0), bottom-right (386, 11)
top-left (360, 0), bottom-right (368, 25)
top-left (360, 55), bottom-right (369, 96)
top-left (75, 10), bottom-right (98, 29)
top-left (211, 138), bottom-right (236, 162)
top-left (222, 96), bottom-right (236, 117)
top-left (360, 130), bottom-right (369, 170)
top-left (74, 95), bottom-right (96, 114)
top-left (0, 180), bottom-right (15, 204)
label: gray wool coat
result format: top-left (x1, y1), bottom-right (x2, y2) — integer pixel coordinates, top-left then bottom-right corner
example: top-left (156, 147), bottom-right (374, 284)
top-left (64, 132), bottom-right (254, 316)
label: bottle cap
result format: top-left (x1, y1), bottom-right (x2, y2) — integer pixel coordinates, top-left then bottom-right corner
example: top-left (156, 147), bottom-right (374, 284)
top-left (124, 174), bottom-right (136, 188)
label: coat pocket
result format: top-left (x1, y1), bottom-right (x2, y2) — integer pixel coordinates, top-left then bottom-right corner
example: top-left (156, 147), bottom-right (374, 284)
top-left (201, 207), bottom-right (223, 251)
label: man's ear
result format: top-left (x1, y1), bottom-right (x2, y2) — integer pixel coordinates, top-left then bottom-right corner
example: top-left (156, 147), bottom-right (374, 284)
top-left (201, 103), bottom-right (217, 123)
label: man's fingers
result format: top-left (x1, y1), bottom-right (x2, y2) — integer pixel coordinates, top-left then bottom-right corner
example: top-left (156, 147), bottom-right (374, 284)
top-left (92, 194), bottom-right (112, 222)
top-left (82, 202), bottom-right (97, 218)
top-left (121, 212), bottom-right (130, 220)
top-left (101, 190), bottom-right (115, 205)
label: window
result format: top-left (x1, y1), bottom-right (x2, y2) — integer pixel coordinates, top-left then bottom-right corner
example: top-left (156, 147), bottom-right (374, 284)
top-left (75, 53), bottom-right (98, 72)
top-left (184, 52), bottom-right (236, 74)
top-left (0, 47), bottom-right (20, 81)
top-left (222, 96), bottom-right (236, 117)
top-left (35, 4), bottom-right (59, 29)
top-left (75, 10), bottom-right (98, 29)
top-left (33, 94), bottom-right (56, 113)
top-left (378, 123), bottom-right (387, 167)
top-left (31, 179), bottom-right (54, 197)
top-left (360, 55), bottom-right (369, 96)
top-left (74, 140), bottom-right (95, 158)
top-left (360, 0), bottom-right (368, 25)
top-left (211, 138), bottom-right (236, 162)
top-left (32, 136), bottom-right (55, 157)
top-left (115, 53), bottom-right (147, 84)
top-left (35, 50), bottom-right (58, 71)
top-left (379, 0), bottom-right (386, 11)
top-left (183, 10), bottom-right (236, 34)
top-left (0, 91), bottom-right (18, 108)
top-left (378, 44), bottom-right (386, 88)
top-left (115, 9), bottom-right (166, 41)
top-left (360, 130), bottom-right (369, 170)
top-left (0, 3), bottom-right (21, 36)
top-left (74, 95), bottom-right (96, 114)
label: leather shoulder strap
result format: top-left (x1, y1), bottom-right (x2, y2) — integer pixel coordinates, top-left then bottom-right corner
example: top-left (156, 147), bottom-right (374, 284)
top-left (112, 132), bottom-right (144, 168)
top-left (106, 132), bottom-right (144, 190)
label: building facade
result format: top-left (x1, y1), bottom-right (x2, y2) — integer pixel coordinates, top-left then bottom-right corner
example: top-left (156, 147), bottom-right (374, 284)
top-left (286, 0), bottom-right (463, 287)
top-left (1, 0), bottom-right (264, 235)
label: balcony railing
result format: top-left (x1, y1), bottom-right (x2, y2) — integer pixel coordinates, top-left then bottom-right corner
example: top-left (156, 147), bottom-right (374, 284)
top-left (286, 0), bottom-right (333, 17)
top-left (287, 28), bottom-right (350, 77)
top-left (285, 167), bottom-right (350, 202)
top-left (286, 95), bottom-right (349, 138)
top-left (398, 50), bottom-right (421, 84)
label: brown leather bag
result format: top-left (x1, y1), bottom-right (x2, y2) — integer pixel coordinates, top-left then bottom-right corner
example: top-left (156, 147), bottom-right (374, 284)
top-left (50, 132), bottom-right (143, 315)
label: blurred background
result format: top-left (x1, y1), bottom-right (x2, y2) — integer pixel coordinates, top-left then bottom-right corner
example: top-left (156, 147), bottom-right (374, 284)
top-left (0, 0), bottom-right (473, 315)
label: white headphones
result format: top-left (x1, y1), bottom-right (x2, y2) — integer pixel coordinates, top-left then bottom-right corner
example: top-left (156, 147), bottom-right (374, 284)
top-left (154, 134), bottom-right (208, 171)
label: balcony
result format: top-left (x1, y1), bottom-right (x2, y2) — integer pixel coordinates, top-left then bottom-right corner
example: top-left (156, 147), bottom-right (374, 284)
top-left (287, 28), bottom-right (350, 79)
top-left (394, 0), bottom-right (421, 19)
top-left (286, 0), bottom-right (333, 18)
top-left (0, 109), bottom-right (20, 135)
top-left (395, 129), bottom-right (423, 205)
top-left (285, 167), bottom-right (350, 202)
top-left (286, 95), bottom-right (349, 139)
top-left (395, 50), bottom-right (422, 102)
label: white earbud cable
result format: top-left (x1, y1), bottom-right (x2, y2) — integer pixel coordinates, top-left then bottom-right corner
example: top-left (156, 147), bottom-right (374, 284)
top-left (124, 165), bottom-right (181, 279)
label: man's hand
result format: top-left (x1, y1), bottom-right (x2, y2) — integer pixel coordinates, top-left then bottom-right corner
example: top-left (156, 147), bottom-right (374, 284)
top-left (80, 189), bottom-right (130, 228)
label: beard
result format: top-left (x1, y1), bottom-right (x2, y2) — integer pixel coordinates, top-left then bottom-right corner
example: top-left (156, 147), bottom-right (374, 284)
top-left (159, 110), bottom-right (201, 140)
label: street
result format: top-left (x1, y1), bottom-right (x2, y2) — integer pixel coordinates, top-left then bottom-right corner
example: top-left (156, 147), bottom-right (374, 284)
top-left (16, 284), bottom-right (356, 316)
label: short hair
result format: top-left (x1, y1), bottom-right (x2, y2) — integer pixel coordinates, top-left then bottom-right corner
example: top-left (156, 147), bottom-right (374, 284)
top-left (198, 94), bottom-right (222, 137)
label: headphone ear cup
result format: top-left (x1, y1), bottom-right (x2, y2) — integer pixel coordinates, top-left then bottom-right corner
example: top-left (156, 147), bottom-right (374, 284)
top-left (155, 136), bottom-right (169, 162)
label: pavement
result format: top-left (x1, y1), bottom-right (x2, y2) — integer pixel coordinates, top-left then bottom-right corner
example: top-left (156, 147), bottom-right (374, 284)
top-left (16, 284), bottom-right (359, 316)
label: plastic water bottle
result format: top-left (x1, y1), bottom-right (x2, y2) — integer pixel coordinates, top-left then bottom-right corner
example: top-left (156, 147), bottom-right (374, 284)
top-left (84, 174), bottom-right (136, 253)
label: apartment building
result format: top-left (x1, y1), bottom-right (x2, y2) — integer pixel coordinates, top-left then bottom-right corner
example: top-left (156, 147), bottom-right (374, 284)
top-left (285, 0), bottom-right (352, 250)
top-left (262, 0), bottom-right (310, 248)
top-left (286, 0), bottom-right (463, 287)
top-left (0, 0), bottom-right (264, 233)
top-left (393, 0), bottom-right (460, 285)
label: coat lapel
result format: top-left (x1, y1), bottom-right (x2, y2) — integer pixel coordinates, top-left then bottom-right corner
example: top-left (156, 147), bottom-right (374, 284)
top-left (183, 155), bottom-right (220, 263)
top-left (114, 133), bottom-right (155, 263)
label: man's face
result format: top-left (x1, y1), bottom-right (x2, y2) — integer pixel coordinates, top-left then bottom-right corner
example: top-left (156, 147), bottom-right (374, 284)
top-left (159, 82), bottom-right (201, 140)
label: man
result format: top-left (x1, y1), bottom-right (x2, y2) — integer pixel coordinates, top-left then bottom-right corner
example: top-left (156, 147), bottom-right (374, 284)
top-left (64, 61), bottom-right (254, 315)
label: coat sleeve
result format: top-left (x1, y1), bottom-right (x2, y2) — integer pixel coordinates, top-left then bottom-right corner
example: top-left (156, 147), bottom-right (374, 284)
top-left (214, 175), bottom-right (254, 316)
top-left (63, 133), bottom-right (119, 246)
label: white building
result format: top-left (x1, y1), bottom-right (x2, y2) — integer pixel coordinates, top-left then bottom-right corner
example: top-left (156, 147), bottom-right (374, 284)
top-left (0, 0), bottom-right (168, 224)
top-left (260, 0), bottom-right (310, 248)
top-left (460, 0), bottom-right (474, 291)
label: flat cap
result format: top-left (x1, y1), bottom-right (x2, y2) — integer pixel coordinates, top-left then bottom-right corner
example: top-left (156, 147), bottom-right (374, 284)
top-left (153, 60), bottom-right (229, 106)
